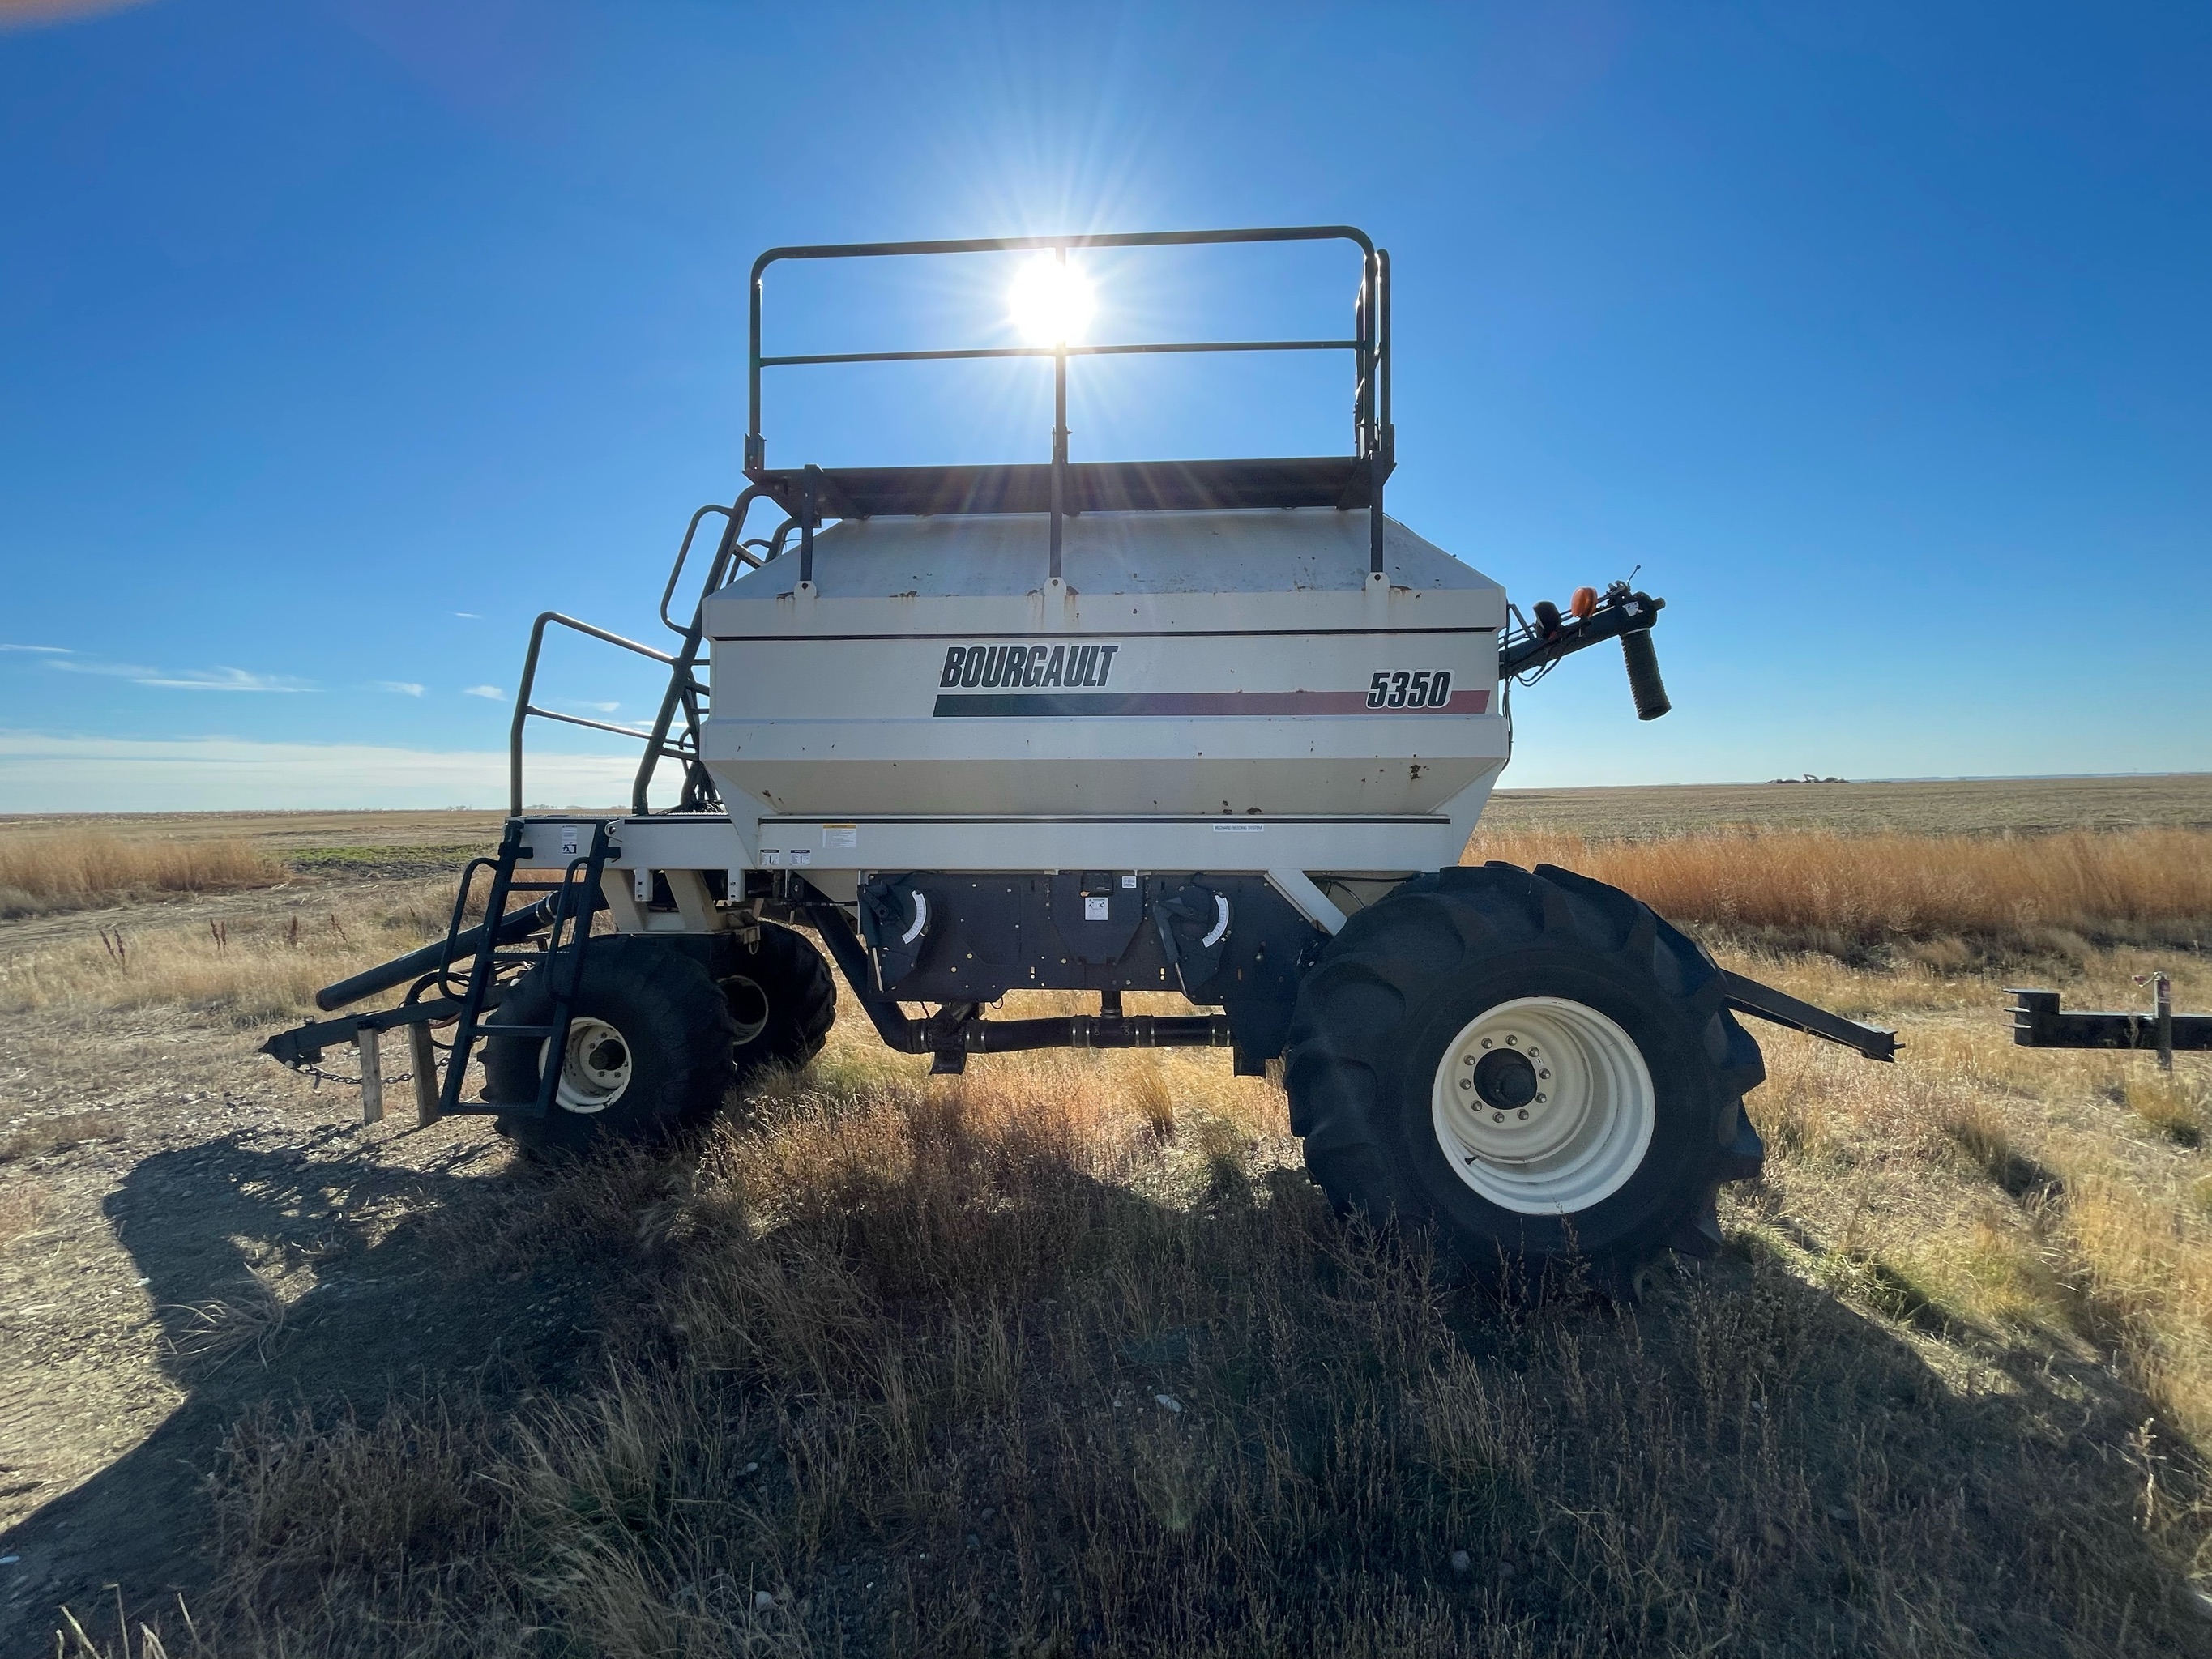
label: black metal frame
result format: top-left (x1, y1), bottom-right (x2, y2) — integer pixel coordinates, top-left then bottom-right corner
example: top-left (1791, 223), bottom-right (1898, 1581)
top-left (429, 819), bottom-right (614, 1118)
top-left (2011, 987), bottom-right (2208, 1056)
top-left (744, 226), bottom-right (1395, 574)
top-left (267, 819), bottom-right (617, 1116)
top-left (1497, 585), bottom-right (1665, 680)
top-left (1721, 971), bottom-right (1898, 1062)
top-left (797, 899), bottom-right (1246, 1077)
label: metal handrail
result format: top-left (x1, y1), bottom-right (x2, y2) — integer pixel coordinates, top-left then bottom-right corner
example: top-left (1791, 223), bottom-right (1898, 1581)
top-left (758, 338), bottom-right (1360, 369)
top-left (509, 612), bottom-right (688, 816)
top-left (508, 488), bottom-right (784, 816)
top-left (630, 489), bottom-right (779, 814)
top-left (658, 484), bottom-right (769, 636)
top-left (745, 225), bottom-right (1394, 573)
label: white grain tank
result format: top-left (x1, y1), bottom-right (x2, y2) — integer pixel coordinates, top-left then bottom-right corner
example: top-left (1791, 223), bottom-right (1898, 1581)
top-left (698, 503), bottom-right (1508, 893)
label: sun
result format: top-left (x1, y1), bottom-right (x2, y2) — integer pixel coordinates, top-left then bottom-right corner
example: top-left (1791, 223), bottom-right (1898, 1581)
top-left (1007, 253), bottom-right (1095, 346)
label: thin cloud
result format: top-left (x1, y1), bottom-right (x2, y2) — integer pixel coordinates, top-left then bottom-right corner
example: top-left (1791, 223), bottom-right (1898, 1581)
top-left (48, 657), bottom-right (162, 680)
top-left (0, 642), bottom-right (69, 654)
top-left (0, 730), bottom-right (637, 812)
top-left (463, 684), bottom-right (506, 700)
top-left (0, 1), bottom-right (157, 34)
top-left (374, 680), bottom-right (426, 697)
top-left (453, 612), bottom-right (482, 620)
top-left (133, 666), bottom-right (312, 693)
top-left (581, 701), bottom-right (620, 713)
top-left (45, 655), bottom-right (310, 693)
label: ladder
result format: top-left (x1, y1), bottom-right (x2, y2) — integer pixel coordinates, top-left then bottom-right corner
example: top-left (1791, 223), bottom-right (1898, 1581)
top-left (435, 817), bottom-right (616, 1118)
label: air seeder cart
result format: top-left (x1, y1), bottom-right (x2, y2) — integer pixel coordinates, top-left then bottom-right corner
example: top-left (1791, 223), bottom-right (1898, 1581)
top-left (267, 226), bottom-right (1897, 1290)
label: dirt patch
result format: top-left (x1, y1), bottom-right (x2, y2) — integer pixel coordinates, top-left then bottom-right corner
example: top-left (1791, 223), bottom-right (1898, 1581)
top-left (0, 1004), bottom-right (608, 1653)
top-left (0, 1113), bottom-right (122, 1166)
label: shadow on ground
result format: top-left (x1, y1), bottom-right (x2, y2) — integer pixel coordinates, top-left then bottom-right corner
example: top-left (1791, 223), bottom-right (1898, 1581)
top-left (2, 1113), bottom-right (2205, 1657)
top-left (0, 1124), bottom-right (602, 1652)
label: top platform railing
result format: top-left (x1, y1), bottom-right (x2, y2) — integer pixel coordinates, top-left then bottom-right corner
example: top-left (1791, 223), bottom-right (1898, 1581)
top-left (743, 226), bottom-right (1394, 577)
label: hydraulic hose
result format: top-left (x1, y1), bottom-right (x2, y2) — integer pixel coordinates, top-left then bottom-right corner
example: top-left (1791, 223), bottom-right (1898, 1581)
top-left (311, 887), bottom-right (600, 1013)
top-left (1621, 629), bottom-right (1672, 721)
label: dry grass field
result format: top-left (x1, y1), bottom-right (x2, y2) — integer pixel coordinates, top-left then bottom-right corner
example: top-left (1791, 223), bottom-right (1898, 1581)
top-left (1467, 825), bottom-right (2212, 953)
top-left (2, 774), bottom-right (2210, 1657)
top-left (0, 834), bottom-right (284, 921)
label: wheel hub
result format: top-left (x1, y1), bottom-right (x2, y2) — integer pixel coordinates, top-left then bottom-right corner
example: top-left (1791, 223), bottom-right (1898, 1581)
top-left (1433, 996), bottom-right (1656, 1216)
top-left (540, 1016), bottom-right (633, 1114)
top-left (1471, 1047), bottom-right (1539, 1111)
top-left (723, 973), bottom-right (771, 1047)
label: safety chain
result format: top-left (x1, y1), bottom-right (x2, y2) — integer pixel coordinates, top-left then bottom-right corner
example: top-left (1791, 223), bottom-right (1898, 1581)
top-left (282, 1049), bottom-right (481, 1090)
top-left (288, 1058), bottom-right (416, 1091)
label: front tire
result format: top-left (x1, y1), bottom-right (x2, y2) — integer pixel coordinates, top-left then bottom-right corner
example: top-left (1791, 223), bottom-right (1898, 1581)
top-left (485, 936), bottom-right (739, 1156)
top-left (1283, 863), bottom-right (1766, 1292)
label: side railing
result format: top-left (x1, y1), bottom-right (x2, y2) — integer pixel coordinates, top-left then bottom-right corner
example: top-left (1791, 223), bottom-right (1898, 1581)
top-left (507, 612), bottom-right (698, 817)
top-left (745, 226), bottom-right (1394, 574)
top-left (507, 487), bottom-right (779, 817)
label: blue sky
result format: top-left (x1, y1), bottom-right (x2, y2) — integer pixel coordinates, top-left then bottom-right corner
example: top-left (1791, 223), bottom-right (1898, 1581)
top-left (2, 1), bottom-right (2206, 810)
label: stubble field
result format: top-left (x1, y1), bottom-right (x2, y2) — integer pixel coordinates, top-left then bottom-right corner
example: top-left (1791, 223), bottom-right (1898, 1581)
top-left (2, 774), bottom-right (2210, 1657)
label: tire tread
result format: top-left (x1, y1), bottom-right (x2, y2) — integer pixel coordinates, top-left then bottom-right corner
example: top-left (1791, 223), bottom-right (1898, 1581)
top-left (1283, 863), bottom-right (1766, 1288)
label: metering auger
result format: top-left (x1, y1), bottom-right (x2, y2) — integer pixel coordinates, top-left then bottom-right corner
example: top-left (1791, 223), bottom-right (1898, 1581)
top-left (267, 226), bottom-right (1896, 1290)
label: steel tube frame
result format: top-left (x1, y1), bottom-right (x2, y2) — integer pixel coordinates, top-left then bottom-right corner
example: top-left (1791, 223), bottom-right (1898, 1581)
top-left (510, 613), bottom-right (684, 817)
top-left (797, 899), bottom-right (1232, 1060)
top-left (745, 226), bottom-right (1390, 573)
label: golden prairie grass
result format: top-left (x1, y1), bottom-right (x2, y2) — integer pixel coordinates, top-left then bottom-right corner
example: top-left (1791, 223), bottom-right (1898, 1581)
top-left (0, 880), bottom-right (458, 1019)
top-left (26, 818), bottom-right (2212, 1654)
top-left (0, 832), bottom-right (284, 918)
top-left (2059, 1154), bottom-right (2212, 1456)
top-left (1466, 825), bottom-right (2212, 948)
top-left (159, 1016), bottom-right (2212, 1658)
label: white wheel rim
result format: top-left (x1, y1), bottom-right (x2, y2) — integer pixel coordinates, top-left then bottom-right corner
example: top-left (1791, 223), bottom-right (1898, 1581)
top-left (1431, 996), bottom-right (1655, 1216)
top-left (539, 1016), bottom-right (633, 1114)
top-left (723, 975), bottom-right (771, 1047)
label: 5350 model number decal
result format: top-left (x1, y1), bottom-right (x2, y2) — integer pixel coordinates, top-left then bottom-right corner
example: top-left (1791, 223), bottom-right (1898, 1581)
top-left (1366, 669), bottom-right (1454, 709)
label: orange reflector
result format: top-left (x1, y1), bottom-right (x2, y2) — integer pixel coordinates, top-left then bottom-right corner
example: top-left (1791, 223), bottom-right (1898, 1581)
top-left (1569, 586), bottom-right (1598, 620)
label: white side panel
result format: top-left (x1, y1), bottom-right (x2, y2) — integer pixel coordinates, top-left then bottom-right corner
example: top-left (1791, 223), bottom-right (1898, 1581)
top-left (746, 808), bottom-right (1486, 880)
top-left (688, 505), bottom-right (1505, 877)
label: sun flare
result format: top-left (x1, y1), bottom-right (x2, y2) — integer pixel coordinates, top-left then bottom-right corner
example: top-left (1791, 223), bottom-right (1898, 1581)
top-left (1007, 253), bottom-right (1095, 345)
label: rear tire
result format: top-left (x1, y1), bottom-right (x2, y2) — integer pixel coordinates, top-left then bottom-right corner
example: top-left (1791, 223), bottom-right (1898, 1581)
top-left (485, 935), bottom-right (738, 1156)
top-left (1282, 863), bottom-right (1766, 1294)
top-left (720, 922), bottom-right (836, 1090)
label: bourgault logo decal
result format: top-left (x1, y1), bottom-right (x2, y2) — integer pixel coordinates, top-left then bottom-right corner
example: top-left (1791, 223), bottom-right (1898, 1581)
top-left (929, 641), bottom-right (1488, 719)
top-left (940, 642), bottom-right (1120, 690)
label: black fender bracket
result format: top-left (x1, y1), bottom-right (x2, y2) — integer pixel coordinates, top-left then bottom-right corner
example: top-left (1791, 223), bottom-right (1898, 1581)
top-left (1720, 970), bottom-right (1898, 1063)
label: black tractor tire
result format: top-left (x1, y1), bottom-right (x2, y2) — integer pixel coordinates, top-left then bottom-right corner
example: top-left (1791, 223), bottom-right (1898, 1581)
top-left (719, 922), bottom-right (836, 1090)
top-left (485, 935), bottom-right (740, 1157)
top-left (1282, 862), bottom-right (1766, 1294)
